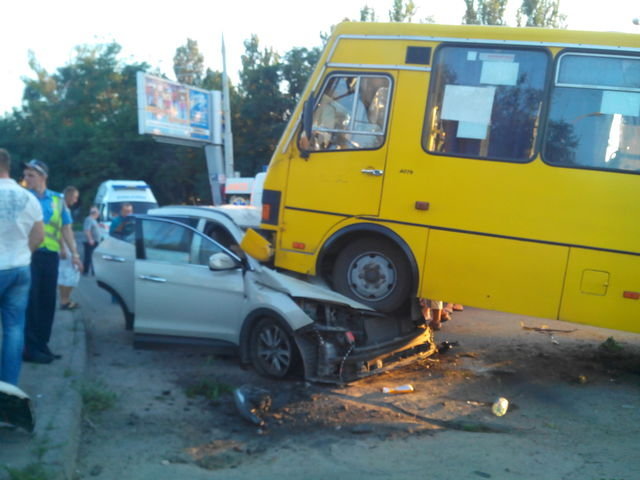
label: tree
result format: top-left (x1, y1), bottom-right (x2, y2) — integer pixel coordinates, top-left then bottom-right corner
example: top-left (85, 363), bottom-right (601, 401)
top-left (389, 0), bottom-right (417, 22)
top-left (233, 35), bottom-right (290, 175)
top-left (463, 0), bottom-right (508, 25)
top-left (281, 47), bottom-right (321, 103)
top-left (517, 0), bottom-right (567, 28)
top-left (173, 39), bottom-right (204, 86)
top-left (0, 43), bottom-right (211, 210)
top-left (359, 5), bottom-right (377, 21)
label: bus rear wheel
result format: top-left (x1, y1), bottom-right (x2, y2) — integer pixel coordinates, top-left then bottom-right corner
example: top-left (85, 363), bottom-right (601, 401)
top-left (332, 238), bottom-right (411, 313)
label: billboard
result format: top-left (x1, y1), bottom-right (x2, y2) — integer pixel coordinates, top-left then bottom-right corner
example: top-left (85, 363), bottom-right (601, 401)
top-left (136, 72), bottom-right (221, 145)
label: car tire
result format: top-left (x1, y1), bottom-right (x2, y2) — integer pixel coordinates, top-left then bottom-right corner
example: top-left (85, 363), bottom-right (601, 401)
top-left (332, 237), bottom-right (411, 313)
top-left (124, 311), bottom-right (134, 331)
top-left (249, 317), bottom-right (296, 378)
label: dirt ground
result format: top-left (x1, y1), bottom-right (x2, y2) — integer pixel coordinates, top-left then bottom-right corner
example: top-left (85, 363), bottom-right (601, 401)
top-left (74, 279), bottom-right (640, 480)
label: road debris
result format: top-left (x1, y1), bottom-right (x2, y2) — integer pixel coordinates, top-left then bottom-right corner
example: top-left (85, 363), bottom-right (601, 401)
top-left (233, 385), bottom-right (272, 427)
top-left (382, 384), bottom-right (415, 394)
top-left (520, 322), bottom-right (576, 334)
top-left (0, 380), bottom-right (35, 432)
top-left (491, 397), bottom-right (509, 417)
top-left (466, 400), bottom-right (491, 407)
top-left (437, 341), bottom-right (460, 354)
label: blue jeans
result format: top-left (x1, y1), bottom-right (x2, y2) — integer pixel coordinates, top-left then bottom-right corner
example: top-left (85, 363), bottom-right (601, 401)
top-left (0, 265), bottom-right (31, 385)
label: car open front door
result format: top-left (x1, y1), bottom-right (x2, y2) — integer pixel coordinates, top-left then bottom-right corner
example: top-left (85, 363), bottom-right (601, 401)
top-left (133, 218), bottom-right (245, 344)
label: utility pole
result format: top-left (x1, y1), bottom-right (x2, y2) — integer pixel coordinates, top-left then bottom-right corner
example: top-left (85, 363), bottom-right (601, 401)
top-left (222, 35), bottom-right (234, 178)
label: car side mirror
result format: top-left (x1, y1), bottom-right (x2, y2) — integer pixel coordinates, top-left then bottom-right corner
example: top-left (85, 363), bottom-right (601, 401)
top-left (208, 252), bottom-right (240, 271)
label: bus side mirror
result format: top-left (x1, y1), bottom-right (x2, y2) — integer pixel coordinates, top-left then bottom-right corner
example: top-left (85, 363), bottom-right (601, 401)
top-left (240, 228), bottom-right (273, 262)
top-left (300, 95), bottom-right (315, 159)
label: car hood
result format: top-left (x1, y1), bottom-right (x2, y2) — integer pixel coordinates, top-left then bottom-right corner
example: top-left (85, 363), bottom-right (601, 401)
top-left (251, 266), bottom-right (373, 311)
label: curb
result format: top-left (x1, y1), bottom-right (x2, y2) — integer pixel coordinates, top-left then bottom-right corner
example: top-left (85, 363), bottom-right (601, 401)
top-left (0, 307), bottom-right (87, 480)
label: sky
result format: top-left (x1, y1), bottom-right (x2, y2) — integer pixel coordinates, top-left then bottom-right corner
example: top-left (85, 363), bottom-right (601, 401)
top-left (1, 0), bottom-right (638, 116)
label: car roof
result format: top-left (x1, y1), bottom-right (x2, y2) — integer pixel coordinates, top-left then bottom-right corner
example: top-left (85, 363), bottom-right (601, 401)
top-left (147, 205), bottom-right (260, 230)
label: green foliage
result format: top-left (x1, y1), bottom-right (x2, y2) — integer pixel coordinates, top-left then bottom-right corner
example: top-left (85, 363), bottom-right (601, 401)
top-left (78, 380), bottom-right (117, 413)
top-left (600, 337), bottom-right (624, 353)
top-left (173, 38), bottom-right (204, 86)
top-left (233, 35), bottom-right (291, 176)
top-left (463, 0), bottom-right (508, 25)
top-left (185, 379), bottom-right (233, 402)
top-left (0, 42), bottom-right (212, 211)
top-left (360, 5), bottom-right (377, 21)
top-left (3, 463), bottom-right (52, 480)
top-left (389, 0), bottom-right (416, 22)
top-left (517, 0), bottom-right (567, 28)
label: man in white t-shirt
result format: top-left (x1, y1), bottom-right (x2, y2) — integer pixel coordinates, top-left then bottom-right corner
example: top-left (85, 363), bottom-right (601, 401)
top-left (0, 149), bottom-right (44, 385)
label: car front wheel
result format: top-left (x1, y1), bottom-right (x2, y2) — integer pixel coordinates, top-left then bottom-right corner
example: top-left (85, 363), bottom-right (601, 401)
top-left (249, 317), bottom-right (296, 378)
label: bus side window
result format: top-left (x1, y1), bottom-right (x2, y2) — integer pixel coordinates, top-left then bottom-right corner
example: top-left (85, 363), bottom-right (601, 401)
top-left (300, 74), bottom-right (391, 151)
top-left (543, 53), bottom-right (640, 173)
top-left (424, 46), bottom-right (548, 162)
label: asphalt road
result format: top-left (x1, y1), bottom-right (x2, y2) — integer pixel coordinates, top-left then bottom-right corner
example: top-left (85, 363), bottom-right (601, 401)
top-left (73, 273), bottom-right (640, 480)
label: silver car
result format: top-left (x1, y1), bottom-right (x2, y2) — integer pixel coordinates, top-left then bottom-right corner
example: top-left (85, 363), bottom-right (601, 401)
top-left (93, 205), bottom-right (434, 382)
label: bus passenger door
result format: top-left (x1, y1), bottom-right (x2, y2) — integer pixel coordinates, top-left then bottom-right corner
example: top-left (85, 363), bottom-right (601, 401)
top-left (280, 73), bottom-right (395, 258)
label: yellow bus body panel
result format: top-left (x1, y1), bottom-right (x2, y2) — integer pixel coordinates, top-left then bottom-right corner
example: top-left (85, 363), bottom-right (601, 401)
top-left (561, 250), bottom-right (640, 332)
top-left (262, 22), bottom-right (640, 332)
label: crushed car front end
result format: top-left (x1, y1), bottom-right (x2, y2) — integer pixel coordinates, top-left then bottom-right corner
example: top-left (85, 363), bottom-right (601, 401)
top-left (291, 298), bottom-right (435, 383)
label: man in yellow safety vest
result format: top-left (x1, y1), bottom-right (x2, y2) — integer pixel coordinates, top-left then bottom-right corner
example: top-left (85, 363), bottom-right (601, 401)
top-left (22, 159), bottom-right (83, 364)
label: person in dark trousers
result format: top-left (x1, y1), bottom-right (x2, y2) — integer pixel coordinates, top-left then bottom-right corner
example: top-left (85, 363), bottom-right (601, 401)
top-left (82, 206), bottom-right (101, 275)
top-left (0, 149), bottom-right (44, 384)
top-left (22, 159), bottom-right (83, 364)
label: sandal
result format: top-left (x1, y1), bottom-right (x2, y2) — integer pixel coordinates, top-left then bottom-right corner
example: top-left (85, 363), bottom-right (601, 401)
top-left (61, 301), bottom-right (79, 310)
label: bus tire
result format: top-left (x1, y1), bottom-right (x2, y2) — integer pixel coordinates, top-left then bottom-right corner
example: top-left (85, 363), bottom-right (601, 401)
top-left (332, 237), bottom-right (411, 313)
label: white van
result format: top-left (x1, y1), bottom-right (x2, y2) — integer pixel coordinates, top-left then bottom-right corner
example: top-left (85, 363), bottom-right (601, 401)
top-left (94, 180), bottom-right (158, 235)
top-left (224, 177), bottom-right (254, 205)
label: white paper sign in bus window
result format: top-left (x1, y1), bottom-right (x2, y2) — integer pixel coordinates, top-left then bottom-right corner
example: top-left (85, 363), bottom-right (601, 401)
top-left (441, 85), bottom-right (496, 139)
top-left (480, 61), bottom-right (519, 86)
top-left (457, 122), bottom-right (488, 139)
top-left (600, 91), bottom-right (640, 117)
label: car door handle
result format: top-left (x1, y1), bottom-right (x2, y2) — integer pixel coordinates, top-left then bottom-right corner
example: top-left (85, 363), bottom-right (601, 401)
top-left (138, 275), bottom-right (167, 283)
top-left (361, 169), bottom-right (384, 176)
top-left (101, 254), bottom-right (126, 263)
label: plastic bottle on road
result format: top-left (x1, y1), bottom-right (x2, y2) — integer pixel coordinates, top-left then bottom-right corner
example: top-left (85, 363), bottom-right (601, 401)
top-left (491, 397), bottom-right (509, 416)
top-left (382, 384), bottom-right (415, 394)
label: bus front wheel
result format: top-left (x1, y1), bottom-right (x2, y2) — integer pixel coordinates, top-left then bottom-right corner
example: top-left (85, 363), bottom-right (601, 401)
top-left (332, 238), bottom-right (411, 313)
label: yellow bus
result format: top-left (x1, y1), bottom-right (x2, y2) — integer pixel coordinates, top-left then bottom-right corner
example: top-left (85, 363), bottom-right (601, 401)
top-left (260, 22), bottom-right (640, 333)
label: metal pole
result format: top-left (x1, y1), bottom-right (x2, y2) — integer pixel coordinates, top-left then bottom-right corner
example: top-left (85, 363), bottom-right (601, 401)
top-left (206, 90), bottom-right (224, 205)
top-left (222, 34), bottom-right (235, 178)
top-left (205, 144), bottom-right (224, 205)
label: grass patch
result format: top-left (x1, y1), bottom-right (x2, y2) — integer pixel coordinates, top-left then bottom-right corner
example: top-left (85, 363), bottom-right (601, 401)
top-left (4, 463), bottom-right (52, 480)
top-left (77, 380), bottom-right (117, 413)
top-left (185, 379), bottom-right (233, 402)
top-left (599, 337), bottom-right (623, 353)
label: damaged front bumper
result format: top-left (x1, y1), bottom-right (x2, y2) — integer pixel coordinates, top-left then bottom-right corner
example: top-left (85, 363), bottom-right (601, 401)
top-left (292, 301), bottom-right (436, 383)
